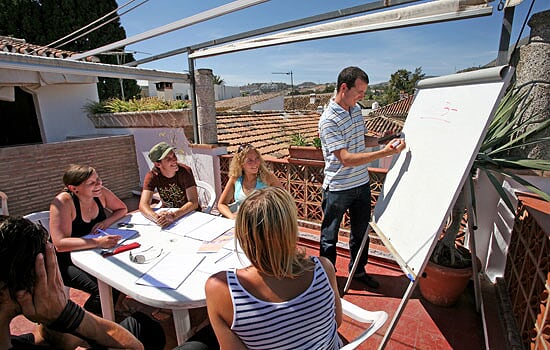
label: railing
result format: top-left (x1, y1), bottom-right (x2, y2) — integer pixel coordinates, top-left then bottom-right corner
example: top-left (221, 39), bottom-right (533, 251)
top-left (219, 155), bottom-right (387, 237)
top-left (504, 194), bottom-right (550, 349)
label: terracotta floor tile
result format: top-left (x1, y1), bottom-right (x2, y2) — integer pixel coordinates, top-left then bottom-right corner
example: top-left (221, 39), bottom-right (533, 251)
top-left (10, 220), bottom-right (485, 350)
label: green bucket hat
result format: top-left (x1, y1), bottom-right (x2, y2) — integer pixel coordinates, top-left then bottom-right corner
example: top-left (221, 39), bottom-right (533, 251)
top-left (148, 142), bottom-right (176, 162)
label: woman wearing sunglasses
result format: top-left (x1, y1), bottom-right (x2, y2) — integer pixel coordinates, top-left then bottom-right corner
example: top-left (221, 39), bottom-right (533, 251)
top-left (217, 144), bottom-right (282, 219)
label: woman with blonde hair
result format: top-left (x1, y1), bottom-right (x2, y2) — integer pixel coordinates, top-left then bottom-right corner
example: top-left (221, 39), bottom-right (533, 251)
top-left (206, 187), bottom-right (342, 349)
top-left (50, 164), bottom-right (128, 314)
top-left (217, 144), bottom-right (281, 219)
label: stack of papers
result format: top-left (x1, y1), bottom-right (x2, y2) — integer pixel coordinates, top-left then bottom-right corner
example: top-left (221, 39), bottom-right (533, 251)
top-left (166, 212), bottom-right (235, 242)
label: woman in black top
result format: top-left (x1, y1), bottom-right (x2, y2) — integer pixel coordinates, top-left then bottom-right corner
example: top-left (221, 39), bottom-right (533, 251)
top-left (49, 164), bottom-right (127, 314)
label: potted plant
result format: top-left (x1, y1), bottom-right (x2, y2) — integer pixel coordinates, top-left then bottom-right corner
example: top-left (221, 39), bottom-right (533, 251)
top-left (288, 133), bottom-right (324, 161)
top-left (83, 97), bottom-right (194, 141)
top-left (419, 83), bottom-right (550, 306)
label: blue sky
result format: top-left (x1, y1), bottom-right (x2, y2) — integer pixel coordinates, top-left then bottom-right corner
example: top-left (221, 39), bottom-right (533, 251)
top-left (114, 0), bottom-right (548, 86)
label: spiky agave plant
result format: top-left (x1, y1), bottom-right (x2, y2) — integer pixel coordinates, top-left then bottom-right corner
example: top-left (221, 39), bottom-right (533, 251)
top-left (431, 83), bottom-right (550, 268)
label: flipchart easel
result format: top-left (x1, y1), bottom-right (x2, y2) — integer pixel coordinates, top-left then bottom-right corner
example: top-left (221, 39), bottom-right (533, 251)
top-left (343, 66), bottom-right (514, 349)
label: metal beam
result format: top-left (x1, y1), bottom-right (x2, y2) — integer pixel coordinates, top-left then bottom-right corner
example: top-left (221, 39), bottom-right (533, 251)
top-left (70, 0), bottom-right (269, 60)
top-left (496, 6), bottom-right (515, 65)
top-left (190, 0), bottom-right (493, 59)
top-left (125, 0), bottom-right (421, 67)
top-left (0, 52), bottom-right (189, 82)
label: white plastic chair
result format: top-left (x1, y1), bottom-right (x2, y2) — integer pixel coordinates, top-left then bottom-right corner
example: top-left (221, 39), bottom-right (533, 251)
top-left (195, 180), bottom-right (216, 214)
top-left (23, 211), bottom-right (50, 230)
top-left (23, 211), bottom-right (71, 297)
top-left (0, 191), bottom-right (8, 215)
top-left (340, 298), bottom-right (389, 349)
top-left (145, 181), bottom-right (215, 212)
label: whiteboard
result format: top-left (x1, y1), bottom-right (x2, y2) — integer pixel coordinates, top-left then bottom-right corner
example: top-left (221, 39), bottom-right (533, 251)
top-left (371, 66), bottom-right (513, 281)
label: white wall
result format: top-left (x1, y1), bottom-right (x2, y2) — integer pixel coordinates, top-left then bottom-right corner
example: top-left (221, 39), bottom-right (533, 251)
top-left (95, 127), bottom-right (224, 191)
top-left (34, 83), bottom-right (99, 142)
top-left (214, 84), bottom-right (240, 100)
top-left (251, 95), bottom-right (283, 111)
top-left (475, 173), bottom-right (550, 283)
top-left (144, 81), bottom-right (240, 101)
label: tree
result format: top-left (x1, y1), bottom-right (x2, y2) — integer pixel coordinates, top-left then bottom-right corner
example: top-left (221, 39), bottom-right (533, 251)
top-left (213, 75), bottom-right (225, 85)
top-left (380, 67), bottom-right (425, 105)
top-left (0, 0), bottom-right (140, 100)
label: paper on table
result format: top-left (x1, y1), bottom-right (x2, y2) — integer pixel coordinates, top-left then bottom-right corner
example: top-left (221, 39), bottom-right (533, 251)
top-left (198, 229), bottom-right (234, 253)
top-left (185, 216), bottom-right (235, 241)
top-left (164, 211), bottom-right (215, 236)
top-left (135, 252), bottom-right (205, 289)
top-left (81, 228), bottom-right (138, 243)
top-left (124, 212), bottom-right (156, 226)
top-left (197, 249), bottom-right (250, 275)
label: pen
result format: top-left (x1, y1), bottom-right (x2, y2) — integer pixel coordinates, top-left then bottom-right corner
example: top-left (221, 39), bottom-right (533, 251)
top-left (96, 228), bottom-right (109, 235)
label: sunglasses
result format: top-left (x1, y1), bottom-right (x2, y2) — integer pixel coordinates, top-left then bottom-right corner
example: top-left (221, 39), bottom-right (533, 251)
top-left (238, 143), bottom-right (253, 153)
top-left (129, 246), bottom-right (164, 264)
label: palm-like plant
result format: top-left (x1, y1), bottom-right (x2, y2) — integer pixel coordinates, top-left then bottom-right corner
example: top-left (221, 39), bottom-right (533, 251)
top-left (431, 83), bottom-right (550, 268)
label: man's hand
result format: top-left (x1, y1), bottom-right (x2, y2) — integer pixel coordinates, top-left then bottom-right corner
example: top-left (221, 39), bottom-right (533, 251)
top-left (16, 242), bottom-right (67, 325)
top-left (382, 138), bottom-right (406, 154)
top-left (156, 210), bottom-right (176, 228)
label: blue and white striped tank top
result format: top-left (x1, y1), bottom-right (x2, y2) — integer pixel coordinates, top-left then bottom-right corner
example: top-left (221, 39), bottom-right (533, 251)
top-left (227, 256), bottom-right (341, 350)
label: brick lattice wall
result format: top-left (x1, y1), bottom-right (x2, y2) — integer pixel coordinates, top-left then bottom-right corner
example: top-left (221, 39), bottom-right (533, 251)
top-left (505, 196), bottom-right (550, 349)
top-left (0, 135), bottom-right (140, 216)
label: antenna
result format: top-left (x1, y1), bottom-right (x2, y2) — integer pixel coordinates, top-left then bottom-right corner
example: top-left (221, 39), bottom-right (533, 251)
top-left (272, 71), bottom-right (294, 110)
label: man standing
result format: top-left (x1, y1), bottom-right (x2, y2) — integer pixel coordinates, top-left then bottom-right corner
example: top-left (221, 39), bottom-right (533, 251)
top-left (139, 142), bottom-right (199, 227)
top-left (318, 66), bottom-right (406, 289)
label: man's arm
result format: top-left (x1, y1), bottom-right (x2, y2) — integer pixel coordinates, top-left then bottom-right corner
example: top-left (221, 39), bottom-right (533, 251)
top-left (334, 138), bottom-right (406, 167)
top-left (174, 184), bottom-right (199, 218)
top-left (16, 243), bottom-right (143, 350)
top-left (138, 189), bottom-right (161, 225)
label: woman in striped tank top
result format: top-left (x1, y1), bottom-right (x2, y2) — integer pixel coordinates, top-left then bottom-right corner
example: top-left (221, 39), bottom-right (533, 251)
top-left (205, 187), bottom-right (343, 349)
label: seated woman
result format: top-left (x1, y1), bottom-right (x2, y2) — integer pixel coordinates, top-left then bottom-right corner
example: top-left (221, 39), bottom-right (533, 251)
top-left (217, 144), bottom-right (282, 219)
top-left (206, 187), bottom-right (342, 349)
top-left (49, 164), bottom-right (128, 315)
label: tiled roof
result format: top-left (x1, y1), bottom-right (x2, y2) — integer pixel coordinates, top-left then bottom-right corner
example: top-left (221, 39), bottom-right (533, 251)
top-left (0, 36), bottom-right (99, 62)
top-left (283, 93), bottom-right (333, 110)
top-left (367, 95), bottom-right (414, 120)
top-left (365, 115), bottom-right (404, 137)
top-left (216, 111), bottom-right (320, 158)
top-left (363, 95), bottom-right (413, 137)
top-left (217, 94), bottom-right (414, 158)
top-left (215, 92), bottom-right (283, 112)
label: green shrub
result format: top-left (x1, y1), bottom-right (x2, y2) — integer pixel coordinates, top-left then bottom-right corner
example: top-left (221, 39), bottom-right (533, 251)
top-left (83, 97), bottom-right (190, 114)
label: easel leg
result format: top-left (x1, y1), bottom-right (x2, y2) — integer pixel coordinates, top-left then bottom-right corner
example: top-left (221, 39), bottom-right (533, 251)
top-left (464, 180), bottom-right (481, 312)
top-left (378, 280), bottom-right (418, 349)
top-left (344, 224), bottom-right (370, 293)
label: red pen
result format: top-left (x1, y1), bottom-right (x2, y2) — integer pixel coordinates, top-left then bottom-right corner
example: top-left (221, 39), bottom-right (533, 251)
top-left (102, 242), bottom-right (141, 257)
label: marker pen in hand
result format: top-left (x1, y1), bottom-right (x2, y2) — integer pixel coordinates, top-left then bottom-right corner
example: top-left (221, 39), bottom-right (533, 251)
top-left (390, 140), bottom-right (401, 149)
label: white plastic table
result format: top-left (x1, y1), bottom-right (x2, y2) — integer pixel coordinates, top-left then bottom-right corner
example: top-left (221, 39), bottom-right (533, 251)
top-left (71, 211), bottom-right (238, 344)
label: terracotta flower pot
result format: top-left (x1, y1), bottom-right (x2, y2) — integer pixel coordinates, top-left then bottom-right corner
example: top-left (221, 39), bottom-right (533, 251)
top-left (418, 260), bottom-right (474, 307)
top-left (288, 145), bottom-right (324, 161)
